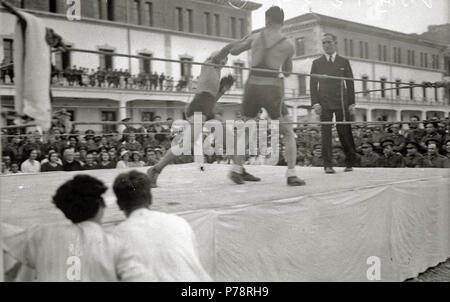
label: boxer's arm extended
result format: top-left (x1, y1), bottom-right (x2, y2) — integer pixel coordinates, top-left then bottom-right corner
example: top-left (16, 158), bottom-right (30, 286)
top-left (213, 35), bottom-right (254, 61)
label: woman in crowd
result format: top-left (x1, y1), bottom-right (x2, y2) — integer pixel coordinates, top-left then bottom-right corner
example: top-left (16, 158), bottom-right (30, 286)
top-left (40, 148), bottom-right (60, 165)
top-left (20, 149), bottom-right (41, 173)
top-left (97, 151), bottom-right (115, 169)
top-left (154, 147), bottom-right (164, 161)
top-left (41, 151), bottom-right (63, 172)
top-left (116, 150), bottom-right (131, 169)
top-left (128, 151), bottom-right (145, 168)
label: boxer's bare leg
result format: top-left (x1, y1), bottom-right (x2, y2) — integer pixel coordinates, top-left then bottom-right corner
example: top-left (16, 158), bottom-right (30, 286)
top-left (279, 115), bottom-right (306, 186)
top-left (279, 115), bottom-right (296, 170)
top-left (147, 115), bottom-right (206, 187)
top-left (229, 115), bottom-right (261, 184)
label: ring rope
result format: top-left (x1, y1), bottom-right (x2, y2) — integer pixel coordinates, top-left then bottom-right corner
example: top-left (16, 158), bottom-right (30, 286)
top-left (0, 119), bottom-right (440, 138)
top-left (1, 103), bottom-right (243, 111)
top-left (1, 119), bottom-right (437, 132)
top-left (61, 48), bottom-right (437, 87)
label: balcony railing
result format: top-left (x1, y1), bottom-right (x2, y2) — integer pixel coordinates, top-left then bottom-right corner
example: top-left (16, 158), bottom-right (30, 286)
top-left (1, 81), bottom-right (448, 107)
top-left (0, 82), bottom-right (300, 99)
top-left (283, 92), bottom-right (449, 107)
top-left (356, 95), bottom-right (449, 106)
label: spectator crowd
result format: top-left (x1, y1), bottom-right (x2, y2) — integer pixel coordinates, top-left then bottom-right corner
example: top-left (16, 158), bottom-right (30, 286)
top-left (1, 64), bottom-right (201, 92)
top-left (1, 112), bottom-right (195, 174)
top-left (2, 114), bottom-right (449, 175)
top-left (291, 116), bottom-right (450, 169)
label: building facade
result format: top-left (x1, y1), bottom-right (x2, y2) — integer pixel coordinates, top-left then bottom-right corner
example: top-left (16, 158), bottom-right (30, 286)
top-left (0, 0), bottom-right (261, 132)
top-left (281, 13), bottom-right (450, 123)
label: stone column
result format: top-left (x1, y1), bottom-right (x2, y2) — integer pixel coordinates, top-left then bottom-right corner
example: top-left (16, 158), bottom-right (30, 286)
top-left (421, 110), bottom-right (427, 121)
top-left (395, 110), bottom-right (402, 122)
top-left (118, 98), bottom-right (128, 133)
top-left (366, 108), bottom-right (372, 122)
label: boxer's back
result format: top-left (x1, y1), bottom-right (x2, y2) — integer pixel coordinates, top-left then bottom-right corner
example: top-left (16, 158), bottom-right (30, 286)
top-left (250, 29), bottom-right (294, 71)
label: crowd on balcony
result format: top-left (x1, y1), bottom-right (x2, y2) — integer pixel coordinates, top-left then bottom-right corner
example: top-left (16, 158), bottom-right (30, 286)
top-left (1, 64), bottom-right (202, 92)
top-left (1, 111), bottom-right (450, 175)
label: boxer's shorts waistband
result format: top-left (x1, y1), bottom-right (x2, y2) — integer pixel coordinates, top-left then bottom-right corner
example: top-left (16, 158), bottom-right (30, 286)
top-left (249, 70), bottom-right (280, 78)
top-left (247, 75), bottom-right (282, 86)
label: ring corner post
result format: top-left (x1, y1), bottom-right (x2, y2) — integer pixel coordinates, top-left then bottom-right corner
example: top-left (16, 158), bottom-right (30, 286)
top-left (340, 79), bottom-right (346, 122)
top-left (0, 105), bottom-right (4, 282)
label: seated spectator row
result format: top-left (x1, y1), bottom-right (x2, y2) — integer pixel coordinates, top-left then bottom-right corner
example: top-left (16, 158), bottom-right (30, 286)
top-left (290, 116), bottom-right (450, 168)
top-left (2, 116), bottom-right (450, 174)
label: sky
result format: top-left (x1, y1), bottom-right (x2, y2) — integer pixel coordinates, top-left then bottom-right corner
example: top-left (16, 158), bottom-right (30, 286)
top-left (246, 0), bottom-right (450, 34)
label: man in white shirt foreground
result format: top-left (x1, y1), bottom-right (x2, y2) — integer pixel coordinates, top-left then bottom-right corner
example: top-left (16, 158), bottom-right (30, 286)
top-left (112, 170), bottom-right (212, 282)
top-left (13, 175), bottom-right (151, 282)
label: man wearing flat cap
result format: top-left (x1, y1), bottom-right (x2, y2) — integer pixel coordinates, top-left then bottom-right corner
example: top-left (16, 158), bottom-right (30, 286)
top-left (378, 139), bottom-right (405, 168)
top-left (404, 141), bottom-right (425, 168)
top-left (383, 123), bottom-right (406, 153)
top-left (359, 142), bottom-right (381, 168)
top-left (420, 121), bottom-right (442, 151)
top-left (310, 144), bottom-right (324, 167)
top-left (423, 138), bottom-right (450, 168)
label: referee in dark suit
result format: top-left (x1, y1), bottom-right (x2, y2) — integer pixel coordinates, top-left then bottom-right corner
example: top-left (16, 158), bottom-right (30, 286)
top-left (310, 33), bottom-right (358, 174)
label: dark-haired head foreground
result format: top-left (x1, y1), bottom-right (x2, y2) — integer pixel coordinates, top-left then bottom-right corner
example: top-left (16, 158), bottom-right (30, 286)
top-left (113, 170), bottom-right (152, 216)
top-left (53, 174), bottom-right (107, 223)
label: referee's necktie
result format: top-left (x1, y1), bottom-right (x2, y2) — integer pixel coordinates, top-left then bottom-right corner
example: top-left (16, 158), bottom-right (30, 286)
top-left (329, 56), bottom-right (333, 64)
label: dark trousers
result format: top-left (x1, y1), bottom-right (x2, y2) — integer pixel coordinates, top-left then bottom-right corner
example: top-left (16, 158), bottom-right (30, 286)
top-left (320, 107), bottom-right (357, 168)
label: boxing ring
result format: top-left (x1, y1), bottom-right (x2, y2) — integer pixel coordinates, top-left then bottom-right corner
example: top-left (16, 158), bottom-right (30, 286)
top-left (2, 164), bottom-right (450, 281)
top-left (1, 1), bottom-right (450, 281)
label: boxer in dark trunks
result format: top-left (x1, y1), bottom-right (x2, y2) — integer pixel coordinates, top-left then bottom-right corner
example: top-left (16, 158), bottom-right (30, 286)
top-left (146, 52), bottom-right (260, 188)
top-left (213, 6), bottom-right (306, 186)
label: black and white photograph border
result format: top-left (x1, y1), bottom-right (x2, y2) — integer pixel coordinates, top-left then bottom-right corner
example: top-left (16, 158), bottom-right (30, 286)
top-left (0, 0), bottom-right (449, 286)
